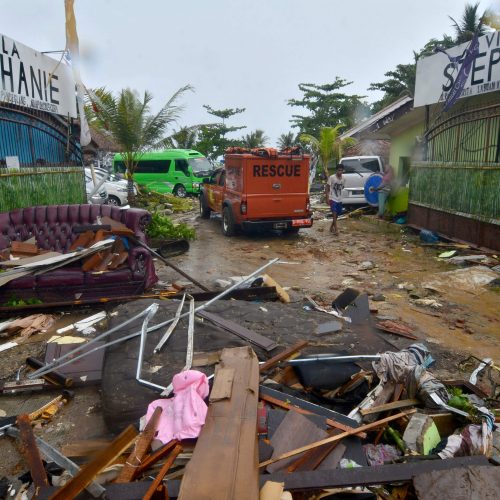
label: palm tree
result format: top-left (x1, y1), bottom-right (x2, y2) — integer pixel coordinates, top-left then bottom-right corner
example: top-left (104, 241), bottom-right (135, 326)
top-left (449, 2), bottom-right (486, 44)
top-left (277, 132), bottom-right (296, 150)
top-left (241, 129), bottom-right (269, 149)
top-left (87, 85), bottom-right (192, 203)
top-left (299, 125), bottom-right (355, 178)
top-left (165, 125), bottom-right (202, 149)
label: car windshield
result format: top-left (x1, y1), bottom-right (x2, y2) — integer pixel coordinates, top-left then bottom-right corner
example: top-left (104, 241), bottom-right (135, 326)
top-left (188, 157), bottom-right (213, 174)
top-left (341, 159), bottom-right (381, 174)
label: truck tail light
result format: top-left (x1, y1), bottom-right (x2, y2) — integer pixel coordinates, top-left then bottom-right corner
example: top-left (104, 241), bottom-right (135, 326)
top-left (240, 201), bottom-right (247, 214)
top-left (306, 197), bottom-right (310, 212)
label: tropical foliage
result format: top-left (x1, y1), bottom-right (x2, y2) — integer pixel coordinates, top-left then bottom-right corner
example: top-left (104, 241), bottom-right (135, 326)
top-left (288, 78), bottom-right (368, 137)
top-left (277, 132), bottom-right (297, 150)
top-left (299, 125), bottom-right (355, 178)
top-left (240, 129), bottom-right (269, 148)
top-left (195, 105), bottom-right (246, 160)
top-left (86, 86), bottom-right (192, 202)
top-left (450, 2), bottom-right (486, 44)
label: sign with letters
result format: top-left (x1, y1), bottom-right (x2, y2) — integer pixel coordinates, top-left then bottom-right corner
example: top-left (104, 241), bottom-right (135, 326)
top-left (414, 31), bottom-right (500, 107)
top-left (0, 33), bottom-right (77, 117)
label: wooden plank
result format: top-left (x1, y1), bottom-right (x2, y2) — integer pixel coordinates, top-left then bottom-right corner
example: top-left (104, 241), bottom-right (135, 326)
top-left (134, 440), bottom-right (179, 477)
top-left (61, 439), bottom-right (112, 458)
top-left (178, 346), bottom-right (260, 500)
top-left (49, 425), bottom-right (138, 500)
top-left (264, 456), bottom-right (490, 491)
top-left (267, 411), bottom-right (327, 473)
top-left (259, 341), bottom-right (309, 373)
top-left (115, 406), bottom-right (162, 483)
top-left (259, 385), bottom-right (361, 431)
top-left (11, 240), bottom-right (39, 255)
top-left (192, 350), bottom-right (221, 367)
top-left (143, 444), bottom-right (182, 500)
top-left (259, 392), bottom-right (366, 438)
top-left (209, 367), bottom-right (234, 402)
top-left (286, 428), bottom-right (343, 472)
top-left (16, 414), bottom-right (49, 490)
top-left (360, 398), bottom-right (420, 416)
top-left (197, 310), bottom-right (277, 351)
top-left (259, 410), bottom-right (416, 468)
top-left (262, 274), bottom-right (290, 303)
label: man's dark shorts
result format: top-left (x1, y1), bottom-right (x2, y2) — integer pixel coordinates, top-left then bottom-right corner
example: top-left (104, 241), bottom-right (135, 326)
top-left (329, 200), bottom-right (343, 216)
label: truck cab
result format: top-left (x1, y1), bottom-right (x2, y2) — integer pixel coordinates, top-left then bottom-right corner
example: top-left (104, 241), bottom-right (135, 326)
top-left (200, 148), bottom-right (313, 236)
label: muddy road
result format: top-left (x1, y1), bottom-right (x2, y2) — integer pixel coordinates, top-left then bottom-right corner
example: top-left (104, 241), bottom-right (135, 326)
top-left (163, 209), bottom-right (500, 363)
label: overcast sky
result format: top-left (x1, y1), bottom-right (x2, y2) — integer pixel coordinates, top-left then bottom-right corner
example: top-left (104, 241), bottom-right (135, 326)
top-left (1, 0), bottom-right (492, 144)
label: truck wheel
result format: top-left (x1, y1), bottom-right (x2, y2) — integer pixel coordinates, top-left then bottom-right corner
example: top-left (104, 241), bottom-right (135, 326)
top-left (174, 184), bottom-right (187, 198)
top-left (222, 206), bottom-right (237, 236)
top-left (199, 195), bottom-right (211, 219)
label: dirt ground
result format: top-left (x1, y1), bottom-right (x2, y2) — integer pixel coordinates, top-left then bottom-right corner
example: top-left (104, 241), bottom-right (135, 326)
top-left (168, 208), bottom-right (500, 362)
top-left (0, 205), bottom-right (498, 482)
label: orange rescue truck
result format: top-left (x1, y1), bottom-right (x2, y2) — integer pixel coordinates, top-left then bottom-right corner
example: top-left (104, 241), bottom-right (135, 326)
top-left (199, 147), bottom-right (313, 236)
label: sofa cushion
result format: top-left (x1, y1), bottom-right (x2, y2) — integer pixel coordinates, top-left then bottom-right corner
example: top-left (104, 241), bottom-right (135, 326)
top-left (85, 268), bottom-right (134, 285)
top-left (37, 268), bottom-right (85, 287)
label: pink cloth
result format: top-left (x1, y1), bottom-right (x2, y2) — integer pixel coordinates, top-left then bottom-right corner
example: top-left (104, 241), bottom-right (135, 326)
top-left (145, 370), bottom-right (209, 444)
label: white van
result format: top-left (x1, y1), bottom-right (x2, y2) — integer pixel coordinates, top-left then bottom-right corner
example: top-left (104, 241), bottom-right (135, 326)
top-left (339, 156), bottom-right (384, 205)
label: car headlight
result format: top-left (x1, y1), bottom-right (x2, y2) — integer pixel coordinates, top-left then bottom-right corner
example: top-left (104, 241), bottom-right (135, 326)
top-left (193, 183), bottom-right (200, 189)
top-left (117, 187), bottom-right (128, 192)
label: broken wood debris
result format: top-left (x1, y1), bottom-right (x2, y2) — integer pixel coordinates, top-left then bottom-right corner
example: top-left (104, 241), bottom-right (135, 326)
top-left (49, 425), bottom-right (138, 500)
top-left (259, 340), bottom-right (309, 373)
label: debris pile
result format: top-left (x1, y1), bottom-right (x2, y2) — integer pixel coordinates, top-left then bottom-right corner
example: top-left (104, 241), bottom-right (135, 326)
top-left (0, 258), bottom-right (498, 499)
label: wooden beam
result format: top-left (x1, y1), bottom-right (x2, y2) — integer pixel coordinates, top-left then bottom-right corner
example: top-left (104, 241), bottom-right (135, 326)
top-left (197, 311), bottom-right (277, 352)
top-left (264, 456), bottom-right (490, 490)
top-left (259, 410), bottom-right (416, 468)
top-left (259, 341), bottom-right (309, 373)
top-left (143, 444), bottom-right (182, 500)
top-left (115, 406), bottom-right (162, 483)
top-left (259, 385), bottom-right (364, 435)
top-left (16, 414), bottom-right (49, 490)
top-left (135, 440), bottom-right (179, 478)
top-left (49, 425), bottom-right (138, 500)
top-left (360, 398), bottom-right (420, 416)
top-left (259, 392), bottom-right (366, 438)
top-left (178, 346), bottom-right (260, 499)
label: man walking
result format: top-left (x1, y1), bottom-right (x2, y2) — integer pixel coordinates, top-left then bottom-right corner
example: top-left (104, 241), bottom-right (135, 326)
top-left (326, 164), bottom-right (345, 235)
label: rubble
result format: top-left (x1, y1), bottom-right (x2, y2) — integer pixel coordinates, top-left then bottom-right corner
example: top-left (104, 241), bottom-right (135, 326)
top-left (0, 217), bottom-right (498, 499)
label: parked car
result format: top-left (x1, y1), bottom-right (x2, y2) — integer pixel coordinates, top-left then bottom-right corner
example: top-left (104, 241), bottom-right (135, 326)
top-left (338, 156), bottom-right (385, 205)
top-left (85, 167), bottom-right (135, 206)
top-left (85, 172), bottom-right (108, 204)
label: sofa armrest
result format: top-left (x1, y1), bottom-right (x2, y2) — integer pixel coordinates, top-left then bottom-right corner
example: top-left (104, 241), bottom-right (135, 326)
top-left (121, 208), bottom-right (152, 243)
top-left (128, 246), bottom-right (151, 274)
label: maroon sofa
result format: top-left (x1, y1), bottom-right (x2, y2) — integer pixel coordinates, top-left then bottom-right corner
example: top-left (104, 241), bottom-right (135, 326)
top-left (0, 204), bottom-right (158, 303)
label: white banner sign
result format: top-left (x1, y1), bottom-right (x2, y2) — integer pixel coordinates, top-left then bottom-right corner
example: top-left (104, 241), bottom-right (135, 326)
top-left (414, 31), bottom-right (500, 107)
top-left (0, 33), bottom-right (77, 117)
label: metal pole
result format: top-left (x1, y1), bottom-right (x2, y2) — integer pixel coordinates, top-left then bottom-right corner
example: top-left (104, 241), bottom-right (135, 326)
top-left (288, 355), bottom-right (381, 365)
top-left (160, 295), bottom-right (195, 396)
top-left (135, 303), bottom-right (166, 392)
top-left (28, 304), bottom-right (158, 379)
top-left (154, 293), bottom-right (186, 353)
top-left (28, 259), bottom-right (280, 380)
top-left (4, 427), bottom-right (105, 498)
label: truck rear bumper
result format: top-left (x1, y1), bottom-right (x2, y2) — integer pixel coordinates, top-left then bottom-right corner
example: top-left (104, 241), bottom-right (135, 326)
top-left (241, 217), bottom-right (313, 231)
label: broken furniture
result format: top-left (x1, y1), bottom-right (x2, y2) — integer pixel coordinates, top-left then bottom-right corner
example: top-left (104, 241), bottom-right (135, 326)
top-left (0, 204), bottom-right (158, 303)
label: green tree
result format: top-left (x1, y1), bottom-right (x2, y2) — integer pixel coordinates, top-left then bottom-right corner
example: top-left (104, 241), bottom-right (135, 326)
top-left (87, 86), bottom-right (192, 202)
top-left (450, 2), bottom-right (486, 44)
top-left (287, 78), bottom-right (368, 137)
top-left (276, 132), bottom-right (297, 149)
top-left (195, 105), bottom-right (246, 160)
top-left (241, 129), bottom-right (269, 148)
top-left (166, 126), bottom-right (202, 149)
top-left (299, 125), bottom-right (355, 178)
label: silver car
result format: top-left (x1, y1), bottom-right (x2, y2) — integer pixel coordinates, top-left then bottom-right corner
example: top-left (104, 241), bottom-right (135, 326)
top-left (339, 156), bottom-right (384, 205)
top-left (85, 173), bottom-right (108, 204)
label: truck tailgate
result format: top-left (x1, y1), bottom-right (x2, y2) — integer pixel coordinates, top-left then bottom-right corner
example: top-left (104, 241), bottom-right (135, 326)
top-left (245, 193), bottom-right (308, 218)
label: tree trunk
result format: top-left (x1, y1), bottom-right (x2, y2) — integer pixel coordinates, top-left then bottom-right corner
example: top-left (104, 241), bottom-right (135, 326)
top-left (127, 176), bottom-right (136, 206)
